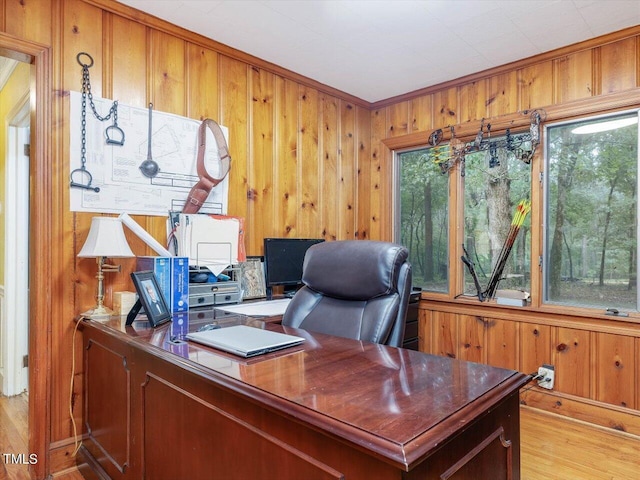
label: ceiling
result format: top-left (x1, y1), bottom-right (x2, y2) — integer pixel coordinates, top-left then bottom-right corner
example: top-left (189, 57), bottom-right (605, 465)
top-left (118, 0), bottom-right (640, 103)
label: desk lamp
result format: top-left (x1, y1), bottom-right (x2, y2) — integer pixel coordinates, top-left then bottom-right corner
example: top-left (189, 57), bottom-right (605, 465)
top-left (78, 217), bottom-right (134, 318)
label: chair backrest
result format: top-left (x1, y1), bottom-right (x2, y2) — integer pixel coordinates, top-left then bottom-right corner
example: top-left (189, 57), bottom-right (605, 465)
top-left (281, 240), bottom-right (412, 347)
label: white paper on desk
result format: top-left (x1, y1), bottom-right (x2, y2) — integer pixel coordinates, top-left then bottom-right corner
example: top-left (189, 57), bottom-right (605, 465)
top-left (215, 298), bottom-right (292, 317)
top-left (178, 214), bottom-right (239, 275)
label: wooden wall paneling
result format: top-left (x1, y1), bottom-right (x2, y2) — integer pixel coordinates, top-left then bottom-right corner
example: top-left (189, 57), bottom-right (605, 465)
top-left (638, 38), bottom-right (640, 89)
top-left (218, 55), bottom-right (249, 227)
top-left (4, 0), bottom-right (52, 46)
top-left (320, 94), bottom-right (338, 240)
top-left (519, 323), bottom-right (552, 377)
top-left (274, 76), bottom-right (299, 237)
top-left (458, 79), bottom-right (488, 124)
top-left (150, 30), bottom-right (185, 115)
top-left (355, 105), bottom-right (371, 240)
top-left (599, 37), bottom-right (638, 95)
top-left (109, 13), bottom-right (147, 108)
top-left (432, 310), bottom-right (457, 359)
top-left (186, 43), bottom-right (219, 120)
top-left (147, 29), bottom-right (186, 251)
top-left (386, 101), bottom-right (409, 138)
top-left (518, 61), bottom-right (554, 111)
top-left (553, 327), bottom-right (591, 398)
top-left (418, 308), bottom-right (433, 354)
top-left (62, 0), bottom-right (105, 444)
top-left (432, 87), bottom-right (458, 129)
top-left (368, 108), bottom-right (387, 240)
top-left (485, 317), bottom-right (518, 370)
top-left (457, 314), bottom-right (485, 363)
top-left (553, 50), bottom-right (594, 103)
top-left (409, 94), bottom-right (432, 133)
top-left (594, 333), bottom-right (636, 409)
top-left (297, 85), bottom-right (320, 239)
top-left (487, 71), bottom-right (518, 118)
top-left (339, 101), bottom-right (356, 239)
top-left (249, 67), bottom-right (276, 248)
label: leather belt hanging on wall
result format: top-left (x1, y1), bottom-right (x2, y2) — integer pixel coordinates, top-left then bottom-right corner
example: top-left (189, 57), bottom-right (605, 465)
top-left (183, 118), bottom-right (231, 214)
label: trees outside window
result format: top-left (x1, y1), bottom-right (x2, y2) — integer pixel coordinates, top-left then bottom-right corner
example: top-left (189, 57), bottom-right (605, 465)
top-left (396, 134), bottom-right (532, 298)
top-left (396, 147), bottom-right (449, 293)
top-left (463, 138), bottom-right (532, 298)
top-left (545, 112), bottom-right (639, 310)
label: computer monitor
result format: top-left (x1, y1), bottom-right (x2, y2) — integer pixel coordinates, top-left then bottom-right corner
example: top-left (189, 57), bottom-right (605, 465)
top-left (263, 238), bottom-right (324, 299)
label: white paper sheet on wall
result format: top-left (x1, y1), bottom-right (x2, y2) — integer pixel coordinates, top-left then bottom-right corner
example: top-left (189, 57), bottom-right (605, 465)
top-left (69, 91), bottom-right (229, 216)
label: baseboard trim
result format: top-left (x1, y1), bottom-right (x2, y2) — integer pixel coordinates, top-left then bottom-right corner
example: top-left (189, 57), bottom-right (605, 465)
top-left (521, 388), bottom-right (640, 438)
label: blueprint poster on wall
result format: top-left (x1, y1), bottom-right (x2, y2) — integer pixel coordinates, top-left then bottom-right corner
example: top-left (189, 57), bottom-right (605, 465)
top-left (69, 91), bottom-right (229, 216)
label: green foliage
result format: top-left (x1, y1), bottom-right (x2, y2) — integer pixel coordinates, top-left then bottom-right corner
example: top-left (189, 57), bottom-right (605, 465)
top-left (397, 147), bottom-right (449, 292)
top-left (546, 114), bottom-right (638, 310)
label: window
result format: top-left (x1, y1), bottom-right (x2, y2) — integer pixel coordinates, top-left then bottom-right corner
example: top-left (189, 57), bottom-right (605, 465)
top-left (396, 147), bottom-right (449, 293)
top-left (395, 106), bottom-right (638, 315)
top-left (396, 131), bottom-right (533, 298)
top-left (544, 111), bottom-right (639, 311)
top-left (462, 135), bottom-right (532, 299)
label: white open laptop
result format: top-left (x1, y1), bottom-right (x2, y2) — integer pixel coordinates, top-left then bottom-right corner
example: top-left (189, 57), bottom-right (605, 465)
top-left (186, 325), bottom-right (305, 358)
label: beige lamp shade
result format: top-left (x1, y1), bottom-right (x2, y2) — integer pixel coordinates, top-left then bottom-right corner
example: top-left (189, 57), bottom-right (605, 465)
top-left (78, 217), bottom-right (135, 258)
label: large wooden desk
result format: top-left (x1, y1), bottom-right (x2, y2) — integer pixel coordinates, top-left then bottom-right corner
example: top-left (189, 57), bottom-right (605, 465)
top-left (77, 312), bottom-right (529, 479)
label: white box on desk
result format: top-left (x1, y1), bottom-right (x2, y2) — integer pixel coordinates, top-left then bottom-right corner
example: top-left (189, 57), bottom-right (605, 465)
top-left (113, 291), bottom-right (138, 316)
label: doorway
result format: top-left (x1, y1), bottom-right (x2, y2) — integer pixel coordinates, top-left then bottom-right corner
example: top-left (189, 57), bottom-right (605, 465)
top-left (1, 81), bottom-right (30, 397)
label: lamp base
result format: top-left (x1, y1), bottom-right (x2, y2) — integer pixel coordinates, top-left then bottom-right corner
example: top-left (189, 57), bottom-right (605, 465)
top-left (81, 305), bottom-right (116, 321)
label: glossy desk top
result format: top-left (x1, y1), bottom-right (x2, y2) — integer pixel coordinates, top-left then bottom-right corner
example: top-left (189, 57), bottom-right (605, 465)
top-left (81, 312), bottom-right (529, 469)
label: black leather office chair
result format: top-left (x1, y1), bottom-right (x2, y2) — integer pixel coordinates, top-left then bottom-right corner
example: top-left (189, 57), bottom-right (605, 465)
top-left (281, 240), bottom-right (412, 347)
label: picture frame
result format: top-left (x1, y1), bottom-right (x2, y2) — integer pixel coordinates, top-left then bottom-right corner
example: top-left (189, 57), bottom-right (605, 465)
top-left (240, 256), bottom-right (266, 300)
top-left (128, 270), bottom-right (171, 327)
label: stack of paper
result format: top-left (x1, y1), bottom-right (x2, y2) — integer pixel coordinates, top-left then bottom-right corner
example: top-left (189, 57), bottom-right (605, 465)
top-left (174, 213), bottom-right (241, 275)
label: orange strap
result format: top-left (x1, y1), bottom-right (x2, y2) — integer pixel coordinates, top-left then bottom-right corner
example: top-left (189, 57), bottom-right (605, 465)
top-left (183, 119), bottom-right (231, 213)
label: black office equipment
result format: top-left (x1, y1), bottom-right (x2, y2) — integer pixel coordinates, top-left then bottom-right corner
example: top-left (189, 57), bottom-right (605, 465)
top-left (263, 238), bottom-right (324, 299)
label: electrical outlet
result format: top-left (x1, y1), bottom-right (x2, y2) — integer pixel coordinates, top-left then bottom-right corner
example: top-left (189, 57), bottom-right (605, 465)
top-left (537, 364), bottom-right (555, 390)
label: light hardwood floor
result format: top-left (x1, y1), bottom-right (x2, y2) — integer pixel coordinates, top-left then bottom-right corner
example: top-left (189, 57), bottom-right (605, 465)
top-left (520, 406), bottom-right (640, 480)
top-left (0, 393), bottom-right (82, 480)
top-left (1, 393), bottom-right (639, 479)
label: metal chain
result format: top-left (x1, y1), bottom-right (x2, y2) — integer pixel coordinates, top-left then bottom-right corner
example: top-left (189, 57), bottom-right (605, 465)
top-left (71, 52), bottom-right (119, 192)
top-left (81, 64), bottom-right (117, 122)
top-left (80, 82), bottom-right (87, 169)
top-left (76, 52), bottom-right (120, 170)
